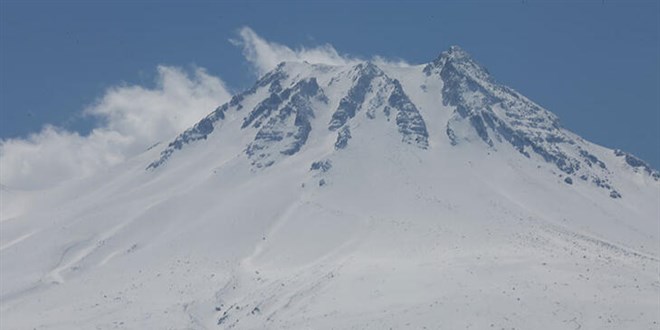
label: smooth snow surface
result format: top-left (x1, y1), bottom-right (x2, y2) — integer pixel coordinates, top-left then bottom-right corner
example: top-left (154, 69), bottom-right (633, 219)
top-left (1, 47), bottom-right (659, 329)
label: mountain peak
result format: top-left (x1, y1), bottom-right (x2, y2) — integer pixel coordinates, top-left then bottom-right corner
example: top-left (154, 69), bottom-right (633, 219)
top-left (146, 47), bottom-right (656, 199)
top-left (5, 45), bottom-right (659, 330)
top-left (444, 45), bottom-right (471, 59)
top-left (423, 45), bottom-right (490, 81)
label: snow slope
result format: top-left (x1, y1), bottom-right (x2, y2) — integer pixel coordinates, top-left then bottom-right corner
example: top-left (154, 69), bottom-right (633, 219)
top-left (1, 46), bottom-right (659, 330)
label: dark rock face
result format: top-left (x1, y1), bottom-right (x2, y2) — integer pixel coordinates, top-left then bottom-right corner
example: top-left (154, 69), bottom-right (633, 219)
top-left (579, 149), bottom-right (607, 170)
top-left (434, 48), bottom-right (565, 165)
top-left (147, 48), bottom-right (655, 201)
top-left (146, 102), bottom-right (230, 170)
top-left (427, 46), bottom-right (626, 194)
top-left (335, 126), bottom-right (351, 150)
top-left (256, 63), bottom-right (288, 93)
top-left (242, 93), bottom-right (285, 129)
top-left (390, 79), bottom-right (429, 149)
top-left (149, 60), bottom-right (430, 171)
top-left (310, 160), bottom-right (332, 172)
top-left (329, 63), bottom-right (383, 131)
top-left (246, 78), bottom-right (327, 168)
top-left (329, 63), bottom-right (429, 150)
top-left (147, 65), bottom-right (290, 170)
top-left (614, 149), bottom-right (659, 180)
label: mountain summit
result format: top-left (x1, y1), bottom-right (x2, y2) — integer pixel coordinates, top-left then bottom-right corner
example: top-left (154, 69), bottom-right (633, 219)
top-left (2, 47), bottom-right (658, 329)
top-left (149, 46), bottom-right (656, 198)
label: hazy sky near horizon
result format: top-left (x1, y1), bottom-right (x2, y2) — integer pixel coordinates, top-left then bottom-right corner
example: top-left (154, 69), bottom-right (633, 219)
top-left (1, 0), bottom-right (659, 167)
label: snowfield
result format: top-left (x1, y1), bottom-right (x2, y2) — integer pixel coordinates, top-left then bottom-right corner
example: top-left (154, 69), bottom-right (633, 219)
top-left (1, 47), bottom-right (659, 329)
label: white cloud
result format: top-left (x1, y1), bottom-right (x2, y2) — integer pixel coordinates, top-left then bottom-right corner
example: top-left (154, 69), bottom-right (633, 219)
top-left (232, 27), bottom-right (410, 76)
top-left (371, 55), bottom-right (413, 68)
top-left (1, 26), bottom-right (411, 191)
top-left (231, 27), bottom-right (355, 76)
top-left (0, 66), bottom-right (231, 190)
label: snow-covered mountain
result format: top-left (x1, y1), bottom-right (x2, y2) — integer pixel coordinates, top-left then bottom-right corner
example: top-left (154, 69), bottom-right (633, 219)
top-left (1, 46), bottom-right (658, 329)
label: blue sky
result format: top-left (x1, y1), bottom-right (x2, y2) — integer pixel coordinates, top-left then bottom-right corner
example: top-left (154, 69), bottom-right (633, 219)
top-left (1, 0), bottom-right (659, 167)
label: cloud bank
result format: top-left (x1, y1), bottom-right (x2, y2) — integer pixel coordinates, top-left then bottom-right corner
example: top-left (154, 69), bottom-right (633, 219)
top-left (0, 66), bottom-right (230, 190)
top-left (1, 27), bottom-right (409, 190)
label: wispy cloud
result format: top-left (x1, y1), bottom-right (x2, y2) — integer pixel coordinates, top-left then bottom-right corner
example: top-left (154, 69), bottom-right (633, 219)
top-left (231, 27), bottom-right (410, 76)
top-left (1, 26), bottom-right (411, 191)
top-left (0, 66), bottom-right (230, 190)
top-left (231, 27), bottom-right (356, 76)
